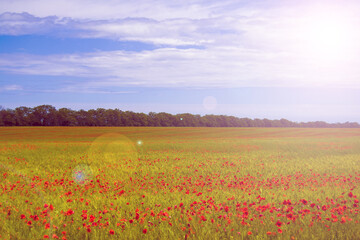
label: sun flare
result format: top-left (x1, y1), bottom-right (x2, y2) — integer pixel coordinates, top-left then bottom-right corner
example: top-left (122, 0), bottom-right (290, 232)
top-left (286, 5), bottom-right (359, 61)
top-left (306, 18), bottom-right (348, 53)
top-left (296, 7), bottom-right (359, 62)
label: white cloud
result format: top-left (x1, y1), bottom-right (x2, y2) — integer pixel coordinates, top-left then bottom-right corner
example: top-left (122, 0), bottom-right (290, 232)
top-left (0, 84), bottom-right (23, 91)
top-left (0, 0), bottom-right (249, 20)
top-left (1, 45), bottom-right (359, 89)
top-left (0, 12), bottom-right (241, 47)
top-left (1, 1), bottom-right (360, 89)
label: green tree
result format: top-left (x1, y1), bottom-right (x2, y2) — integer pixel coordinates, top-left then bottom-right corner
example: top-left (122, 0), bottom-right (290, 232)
top-left (0, 109), bottom-right (16, 126)
top-left (15, 106), bottom-right (33, 126)
top-left (32, 105), bottom-right (58, 126)
top-left (57, 108), bottom-right (76, 126)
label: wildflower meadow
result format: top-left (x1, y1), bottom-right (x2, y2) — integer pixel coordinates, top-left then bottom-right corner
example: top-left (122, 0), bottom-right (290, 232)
top-left (1, 127), bottom-right (360, 239)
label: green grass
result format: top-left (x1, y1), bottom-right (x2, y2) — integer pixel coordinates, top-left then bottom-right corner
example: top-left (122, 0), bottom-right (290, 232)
top-left (1, 127), bottom-right (360, 239)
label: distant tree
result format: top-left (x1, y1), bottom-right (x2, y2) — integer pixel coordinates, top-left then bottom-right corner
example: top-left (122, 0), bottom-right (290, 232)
top-left (156, 112), bottom-right (174, 127)
top-left (315, 121), bottom-right (328, 128)
top-left (271, 120), bottom-right (282, 127)
top-left (86, 109), bottom-right (97, 126)
top-left (94, 108), bottom-right (107, 126)
top-left (57, 108), bottom-right (76, 126)
top-left (137, 113), bottom-right (150, 126)
top-left (121, 111), bottom-right (135, 126)
top-left (175, 114), bottom-right (185, 127)
top-left (236, 118), bottom-right (247, 127)
top-left (0, 108), bottom-right (16, 126)
top-left (148, 112), bottom-right (160, 126)
top-left (104, 109), bottom-right (122, 126)
top-left (263, 118), bottom-right (272, 127)
top-left (342, 122), bottom-right (359, 128)
top-left (1, 104), bottom-right (359, 128)
top-left (280, 118), bottom-right (293, 127)
top-left (75, 110), bottom-right (88, 126)
top-left (15, 106), bottom-right (33, 126)
top-left (254, 118), bottom-right (265, 127)
top-left (201, 115), bottom-right (216, 127)
top-left (244, 118), bottom-right (254, 127)
top-left (32, 105), bottom-right (57, 126)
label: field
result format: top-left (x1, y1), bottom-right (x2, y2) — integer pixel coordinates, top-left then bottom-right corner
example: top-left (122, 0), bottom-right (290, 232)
top-left (1, 127), bottom-right (360, 239)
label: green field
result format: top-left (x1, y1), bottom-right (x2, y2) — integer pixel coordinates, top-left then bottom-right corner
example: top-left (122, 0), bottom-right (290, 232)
top-left (1, 127), bottom-right (360, 239)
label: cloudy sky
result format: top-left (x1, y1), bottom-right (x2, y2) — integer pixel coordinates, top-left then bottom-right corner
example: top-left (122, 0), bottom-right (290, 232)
top-left (1, 0), bottom-right (360, 122)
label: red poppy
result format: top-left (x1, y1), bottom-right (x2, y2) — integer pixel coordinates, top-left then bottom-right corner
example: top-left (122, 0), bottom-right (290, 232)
top-left (276, 220), bottom-right (282, 227)
top-left (109, 229), bottom-right (115, 235)
top-left (143, 229), bottom-right (147, 234)
top-left (66, 209), bottom-right (74, 215)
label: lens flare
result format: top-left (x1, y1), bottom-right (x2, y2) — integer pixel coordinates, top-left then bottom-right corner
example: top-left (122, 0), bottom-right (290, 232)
top-left (87, 133), bottom-right (139, 176)
top-left (88, 133), bottom-right (138, 163)
top-left (203, 96), bottom-right (217, 111)
top-left (73, 164), bottom-right (93, 185)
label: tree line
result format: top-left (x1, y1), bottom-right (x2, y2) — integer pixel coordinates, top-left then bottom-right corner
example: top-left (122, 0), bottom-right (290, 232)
top-left (0, 105), bottom-right (359, 128)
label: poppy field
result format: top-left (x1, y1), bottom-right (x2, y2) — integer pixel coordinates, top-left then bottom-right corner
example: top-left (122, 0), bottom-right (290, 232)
top-left (1, 127), bottom-right (360, 239)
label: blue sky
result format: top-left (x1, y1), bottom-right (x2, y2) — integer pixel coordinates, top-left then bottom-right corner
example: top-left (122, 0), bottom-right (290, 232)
top-left (1, 0), bottom-right (360, 122)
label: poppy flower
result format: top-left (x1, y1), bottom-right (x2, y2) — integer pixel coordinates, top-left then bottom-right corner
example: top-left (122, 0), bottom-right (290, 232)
top-left (66, 209), bottom-right (74, 215)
